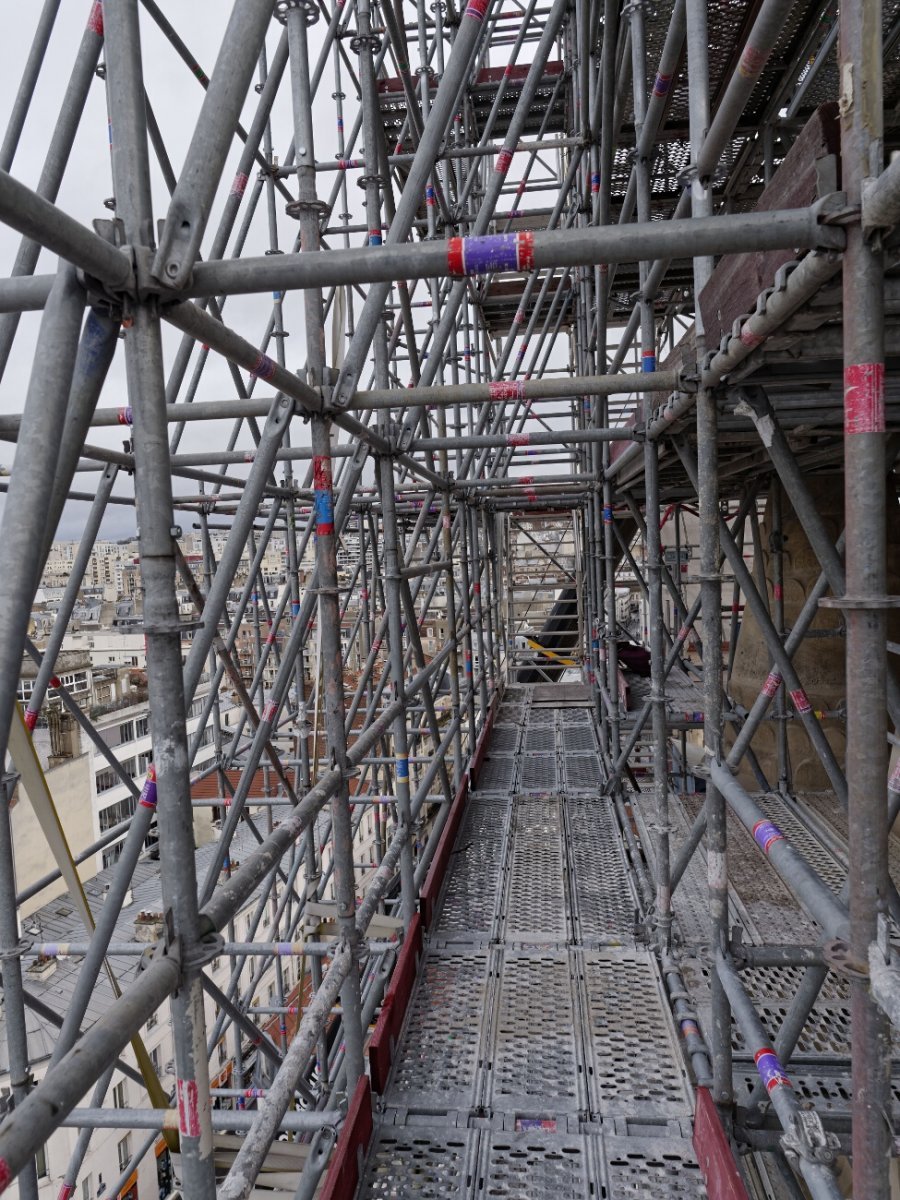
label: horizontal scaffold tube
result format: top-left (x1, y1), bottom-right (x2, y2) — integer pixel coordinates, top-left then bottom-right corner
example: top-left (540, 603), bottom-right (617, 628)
top-left (708, 760), bottom-right (849, 939)
top-left (59, 1108), bottom-right (343, 1133)
top-left (412, 427), bottom-right (634, 450)
top-left (0, 369), bottom-right (680, 435)
top-left (0, 170), bottom-right (133, 290)
top-left (352, 369), bottom-right (681, 408)
top-left (185, 207), bottom-right (844, 297)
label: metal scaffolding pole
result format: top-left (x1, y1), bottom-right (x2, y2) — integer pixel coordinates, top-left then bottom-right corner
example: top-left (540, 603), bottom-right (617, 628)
top-left (104, 5), bottom-right (215, 1194)
top-left (840, 2), bottom-right (892, 1193)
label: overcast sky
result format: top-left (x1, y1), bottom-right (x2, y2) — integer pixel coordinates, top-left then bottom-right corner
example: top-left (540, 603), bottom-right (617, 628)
top-left (0, 2), bottom-right (356, 541)
top-left (1, 3), bottom-right (580, 547)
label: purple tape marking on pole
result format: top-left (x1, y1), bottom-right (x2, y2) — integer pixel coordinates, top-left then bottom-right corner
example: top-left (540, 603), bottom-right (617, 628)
top-left (754, 1047), bottom-right (791, 1093)
top-left (752, 819), bottom-right (784, 855)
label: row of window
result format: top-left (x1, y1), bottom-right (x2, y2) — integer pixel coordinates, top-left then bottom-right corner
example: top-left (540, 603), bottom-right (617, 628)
top-left (112, 697), bottom-right (205, 747)
top-left (96, 725), bottom-right (215, 794)
top-left (111, 715), bottom-right (149, 746)
top-left (34, 1142), bottom-right (129, 1193)
top-left (16, 670), bottom-right (88, 702)
top-left (99, 795), bottom-right (137, 833)
top-left (96, 753), bottom-right (152, 794)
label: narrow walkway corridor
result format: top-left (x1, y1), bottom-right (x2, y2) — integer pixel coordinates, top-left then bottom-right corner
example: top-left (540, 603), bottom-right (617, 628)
top-left (358, 686), bottom-right (707, 1197)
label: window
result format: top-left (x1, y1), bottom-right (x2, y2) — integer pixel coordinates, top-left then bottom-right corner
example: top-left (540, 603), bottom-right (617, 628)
top-left (118, 720), bottom-right (135, 744)
top-left (100, 796), bottom-right (136, 832)
top-left (95, 767), bottom-right (118, 794)
top-left (102, 843), bottom-right (124, 869)
top-left (135, 716), bottom-right (149, 738)
top-left (136, 750), bottom-right (151, 774)
top-left (150, 1046), bottom-right (161, 1075)
top-left (145, 1010), bottom-right (158, 1031)
top-left (112, 1080), bottom-right (128, 1108)
top-left (16, 679), bottom-right (34, 702)
top-left (35, 1144), bottom-right (48, 1179)
top-left (117, 1134), bottom-right (131, 1173)
top-left (81, 1174), bottom-right (92, 1200)
top-left (60, 670), bottom-right (88, 694)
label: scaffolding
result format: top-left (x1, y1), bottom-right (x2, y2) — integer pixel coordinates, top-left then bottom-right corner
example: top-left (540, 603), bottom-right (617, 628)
top-left (0, 0), bottom-right (899, 1196)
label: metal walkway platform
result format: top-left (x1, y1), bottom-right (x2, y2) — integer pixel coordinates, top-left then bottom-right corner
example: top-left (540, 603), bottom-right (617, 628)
top-left (358, 687), bottom-right (708, 1198)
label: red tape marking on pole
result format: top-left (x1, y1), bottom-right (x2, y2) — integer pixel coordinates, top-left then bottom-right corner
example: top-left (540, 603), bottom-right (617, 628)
top-left (845, 362), bottom-right (885, 434)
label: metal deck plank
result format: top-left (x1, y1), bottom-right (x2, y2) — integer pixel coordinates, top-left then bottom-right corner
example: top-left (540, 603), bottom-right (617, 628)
top-left (385, 948), bottom-right (493, 1112)
top-left (501, 795), bottom-right (571, 943)
top-left (580, 949), bottom-right (695, 1120)
top-left (485, 949), bottom-right (588, 1116)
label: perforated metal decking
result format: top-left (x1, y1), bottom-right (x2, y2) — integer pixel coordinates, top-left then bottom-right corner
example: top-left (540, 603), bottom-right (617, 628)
top-left (357, 687), bottom-right (707, 1199)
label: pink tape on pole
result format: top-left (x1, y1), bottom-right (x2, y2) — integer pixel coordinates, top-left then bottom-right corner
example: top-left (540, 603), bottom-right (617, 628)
top-left (790, 688), bottom-right (812, 715)
top-left (844, 362), bottom-right (885, 434)
top-left (489, 380), bottom-right (525, 401)
top-left (250, 353), bottom-right (277, 381)
top-left (652, 72), bottom-right (673, 97)
top-left (262, 700), bottom-right (278, 724)
top-left (177, 1078), bottom-right (201, 1138)
top-left (739, 325), bottom-right (764, 348)
top-left (313, 455), bottom-right (335, 535)
top-left (87, 2), bottom-right (104, 35)
top-left (507, 433), bottom-right (530, 446)
top-left (231, 172), bottom-right (249, 198)
top-left (773, 583), bottom-right (783, 601)
top-left (24, 707), bottom-right (38, 732)
top-left (447, 237), bottom-right (465, 276)
top-left (517, 230), bottom-right (535, 270)
top-left (57, 1184), bottom-right (76, 1200)
top-left (465, 0), bottom-right (488, 20)
top-left (495, 148), bottom-right (514, 175)
top-left (118, 407), bottom-right (133, 425)
top-left (761, 670), bottom-right (782, 699)
top-left (738, 44), bottom-right (769, 79)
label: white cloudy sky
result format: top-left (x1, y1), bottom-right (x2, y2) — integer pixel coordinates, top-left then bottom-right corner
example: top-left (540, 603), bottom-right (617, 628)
top-left (0, 2), bottom-right (362, 540)
top-left (0, 2), bottom-right (580, 546)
